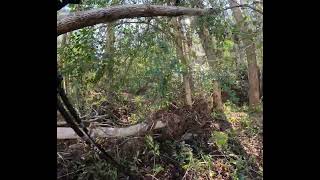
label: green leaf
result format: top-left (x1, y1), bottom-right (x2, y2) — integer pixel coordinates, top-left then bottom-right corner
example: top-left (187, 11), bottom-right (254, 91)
top-left (212, 131), bottom-right (229, 149)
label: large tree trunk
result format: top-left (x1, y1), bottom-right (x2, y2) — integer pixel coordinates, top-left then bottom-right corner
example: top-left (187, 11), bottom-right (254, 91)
top-left (106, 22), bottom-right (116, 80)
top-left (197, 27), bottom-right (223, 111)
top-left (184, 18), bottom-right (196, 91)
top-left (57, 5), bottom-right (218, 35)
top-left (196, 1), bottom-right (223, 112)
top-left (233, 34), bottom-right (245, 67)
top-left (57, 120), bottom-right (167, 139)
top-left (260, 67), bottom-right (263, 98)
top-left (172, 17), bottom-right (193, 107)
top-left (101, 0), bottom-right (118, 84)
top-left (58, 34), bottom-right (69, 94)
top-left (212, 80), bottom-right (223, 111)
top-left (228, 0), bottom-right (260, 107)
top-left (246, 43), bottom-right (260, 106)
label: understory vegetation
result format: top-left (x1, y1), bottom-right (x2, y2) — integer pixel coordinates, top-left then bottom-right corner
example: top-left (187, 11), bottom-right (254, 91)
top-left (57, 0), bottom-right (263, 179)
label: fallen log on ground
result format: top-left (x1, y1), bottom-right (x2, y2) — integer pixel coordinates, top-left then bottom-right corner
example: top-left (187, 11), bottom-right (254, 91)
top-left (57, 120), bottom-right (167, 139)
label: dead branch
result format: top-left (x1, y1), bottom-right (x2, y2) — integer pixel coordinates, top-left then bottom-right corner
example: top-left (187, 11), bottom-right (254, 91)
top-left (57, 120), bottom-right (167, 139)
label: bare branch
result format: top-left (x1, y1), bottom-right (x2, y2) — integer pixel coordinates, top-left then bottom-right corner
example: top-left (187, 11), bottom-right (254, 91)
top-left (57, 5), bottom-right (210, 35)
top-left (224, 4), bottom-right (263, 15)
top-left (115, 20), bottom-right (176, 38)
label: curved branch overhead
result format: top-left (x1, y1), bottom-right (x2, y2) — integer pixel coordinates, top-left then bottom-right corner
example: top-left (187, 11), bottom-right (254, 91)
top-left (57, 5), bottom-right (210, 35)
top-left (57, 4), bottom-right (262, 36)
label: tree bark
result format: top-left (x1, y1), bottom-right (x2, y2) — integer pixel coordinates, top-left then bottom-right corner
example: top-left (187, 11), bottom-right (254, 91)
top-left (197, 28), bottom-right (223, 111)
top-left (57, 120), bottom-right (167, 139)
top-left (57, 5), bottom-right (215, 36)
top-left (106, 22), bottom-right (116, 79)
top-left (233, 34), bottom-right (245, 67)
top-left (228, 0), bottom-right (260, 107)
top-left (260, 67), bottom-right (263, 98)
top-left (172, 17), bottom-right (193, 107)
top-left (212, 80), bottom-right (223, 111)
top-left (101, 0), bottom-right (118, 84)
top-left (196, 1), bottom-right (223, 112)
top-left (60, 34), bottom-right (70, 95)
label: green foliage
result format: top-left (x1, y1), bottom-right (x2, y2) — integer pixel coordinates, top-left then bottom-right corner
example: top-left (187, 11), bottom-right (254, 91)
top-left (230, 156), bottom-right (249, 180)
top-left (59, 154), bottom-right (119, 180)
top-left (78, 160), bottom-right (118, 180)
top-left (145, 135), bottom-right (160, 157)
top-left (152, 164), bottom-right (164, 175)
top-left (177, 142), bottom-right (194, 167)
top-left (212, 131), bottom-right (229, 150)
top-left (58, 0), bottom-right (263, 178)
top-left (171, 141), bottom-right (225, 179)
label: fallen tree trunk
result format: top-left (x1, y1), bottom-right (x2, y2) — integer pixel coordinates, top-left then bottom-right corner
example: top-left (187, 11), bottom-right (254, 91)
top-left (57, 4), bottom-right (262, 35)
top-left (57, 5), bottom-right (213, 36)
top-left (57, 120), bottom-right (167, 139)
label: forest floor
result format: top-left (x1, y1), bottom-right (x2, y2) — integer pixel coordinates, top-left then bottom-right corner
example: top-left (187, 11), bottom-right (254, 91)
top-left (57, 99), bottom-right (263, 180)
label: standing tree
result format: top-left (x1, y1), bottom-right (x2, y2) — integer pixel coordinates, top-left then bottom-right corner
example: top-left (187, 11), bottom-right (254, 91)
top-left (228, 0), bottom-right (260, 107)
top-left (195, 0), bottom-right (224, 111)
top-left (172, 17), bottom-right (193, 107)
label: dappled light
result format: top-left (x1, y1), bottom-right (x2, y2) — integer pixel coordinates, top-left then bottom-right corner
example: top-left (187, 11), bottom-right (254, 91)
top-left (57, 0), bottom-right (263, 179)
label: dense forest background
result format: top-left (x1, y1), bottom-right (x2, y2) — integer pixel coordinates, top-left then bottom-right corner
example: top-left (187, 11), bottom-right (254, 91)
top-left (57, 0), bottom-right (263, 179)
